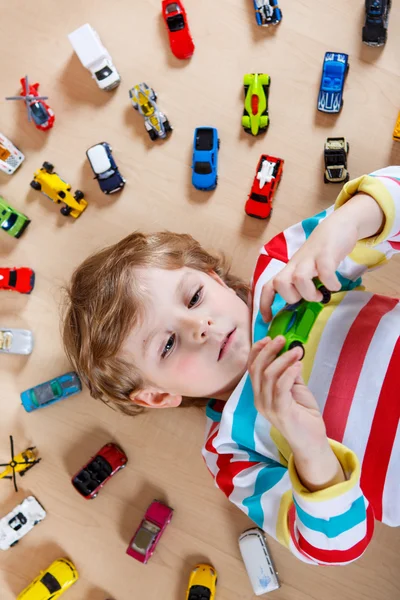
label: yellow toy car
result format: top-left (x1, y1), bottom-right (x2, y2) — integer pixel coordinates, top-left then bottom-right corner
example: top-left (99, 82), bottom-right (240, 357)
top-left (393, 111), bottom-right (400, 142)
top-left (186, 563), bottom-right (217, 600)
top-left (30, 162), bottom-right (87, 219)
top-left (17, 558), bottom-right (78, 600)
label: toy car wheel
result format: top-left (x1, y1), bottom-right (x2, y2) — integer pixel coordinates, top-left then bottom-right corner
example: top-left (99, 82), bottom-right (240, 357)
top-left (324, 174), bottom-right (329, 184)
top-left (319, 285), bottom-right (331, 304)
top-left (148, 129), bottom-right (157, 141)
top-left (288, 341), bottom-right (305, 359)
top-left (218, 139), bottom-right (220, 149)
top-left (74, 190), bottom-right (85, 201)
top-left (60, 206), bottom-right (72, 217)
top-left (133, 104), bottom-right (139, 111)
top-left (215, 176), bottom-right (218, 187)
top-left (91, 493), bottom-right (98, 499)
top-left (42, 161), bottom-right (54, 173)
top-left (33, 520), bottom-right (39, 526)
top-left (344, 174), bottom-right (350, 183)
top-left (164, 120), bottom-right (173, 133)
top-left (347, 142), bottom-right (350, 153)
top-left (10, 540), bottom-right (19, 547)
top-left (30, 180), bottom-right (42, 191)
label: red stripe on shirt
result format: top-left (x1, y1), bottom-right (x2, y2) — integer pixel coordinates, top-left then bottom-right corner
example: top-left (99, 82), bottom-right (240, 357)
top-left (323, 295), bottom-right (398, 441)
top-left (252, 254), bottom-right (273, 292)
top-left (264, 231), bottom-right (289, 264)
top-left (360, 336), bottom-right (400, 521)
top-left (216, 455), bottom-right (259, 498)
top-left (205, 425), bottom-right (220, 455)
top-left (388, 240), bottom-right (400, 251)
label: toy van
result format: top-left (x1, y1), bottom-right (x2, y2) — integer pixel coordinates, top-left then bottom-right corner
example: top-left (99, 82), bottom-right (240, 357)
top-left (238, 528), bottom-right (280, 595)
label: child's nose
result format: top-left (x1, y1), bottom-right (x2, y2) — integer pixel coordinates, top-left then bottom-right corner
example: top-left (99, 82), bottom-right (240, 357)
top-left (184, 316), bottom-right (213, 342)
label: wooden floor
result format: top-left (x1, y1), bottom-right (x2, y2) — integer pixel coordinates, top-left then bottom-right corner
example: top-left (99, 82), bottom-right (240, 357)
top-left (1, 1), bottom-right (400, 599)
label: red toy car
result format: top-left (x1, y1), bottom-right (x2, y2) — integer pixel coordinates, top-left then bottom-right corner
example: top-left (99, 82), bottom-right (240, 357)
top-left (126, 500), bottom-right (173, 563)
top-left (161, 0), bottom-right (195, 59)
top-left (0, 267), bottom-right (35, 294)
top-left (71, 442), bottom-right (127, 499)
top-left (20, 77), bottom-right (55, 131)
top-left (245, 155), bottom-right (284, 219)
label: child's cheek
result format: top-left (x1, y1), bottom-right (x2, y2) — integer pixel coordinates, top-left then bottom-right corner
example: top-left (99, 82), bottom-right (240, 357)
top-left (175, 355), bottom-right (202, 380)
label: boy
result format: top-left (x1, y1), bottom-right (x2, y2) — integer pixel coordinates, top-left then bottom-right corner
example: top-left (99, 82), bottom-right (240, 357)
top-left (63, 166), bottom-right (400, 566)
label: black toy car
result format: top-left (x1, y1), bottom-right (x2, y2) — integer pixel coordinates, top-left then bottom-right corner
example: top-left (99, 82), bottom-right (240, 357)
top-left (362, 0), bottom-right (391, 46)
top-left (324, 137), bottom-right (349, 184)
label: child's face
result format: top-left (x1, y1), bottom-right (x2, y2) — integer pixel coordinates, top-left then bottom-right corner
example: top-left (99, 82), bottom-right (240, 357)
top-left (121, 266), bottom-right (252, 404)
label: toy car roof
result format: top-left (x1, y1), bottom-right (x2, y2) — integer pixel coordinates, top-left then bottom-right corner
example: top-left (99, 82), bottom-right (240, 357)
top-left (87, 144), bottom-right (112, 173)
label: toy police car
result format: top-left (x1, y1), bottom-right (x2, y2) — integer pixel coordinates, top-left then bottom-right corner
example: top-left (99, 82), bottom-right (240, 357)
top-left (0, 496), bottom-right (46, 550)
top-left (86, 143), bottom-right (126, 194)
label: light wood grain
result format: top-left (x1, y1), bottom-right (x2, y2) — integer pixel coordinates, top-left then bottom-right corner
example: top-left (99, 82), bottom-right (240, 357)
top-left (1, 1), bottom-right (400, 599)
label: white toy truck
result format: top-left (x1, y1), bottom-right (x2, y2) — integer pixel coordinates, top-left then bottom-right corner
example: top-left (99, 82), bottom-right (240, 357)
top-left (68, 23), bottom-right (120, 91)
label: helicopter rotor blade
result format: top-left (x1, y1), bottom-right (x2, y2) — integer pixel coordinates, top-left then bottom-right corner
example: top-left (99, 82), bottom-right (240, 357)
top-left (0, 463), bottom-right (11, 467)
top-left (26, 101), bottom-right (32, 122)
top-left (5, 96), bottom-right (26, 101)
top-left (33, 96), bottom-right (48, 101)
top-left (10, 436), bottom-right (15, 461)
top-left (24, 75), bottom-right (29, 95)
top-left (12, 467), bottom-right (18, 493)
top-left (2, 475), bottom-right (12, 479)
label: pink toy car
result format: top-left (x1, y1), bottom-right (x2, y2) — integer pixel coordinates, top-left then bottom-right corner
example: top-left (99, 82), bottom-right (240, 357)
top-left (126, 500), bottom-right (173, 563)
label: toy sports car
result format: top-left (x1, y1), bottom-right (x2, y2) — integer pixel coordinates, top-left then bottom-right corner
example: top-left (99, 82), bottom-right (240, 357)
top-left (30, 162), bottom-right (87, 218)
top-left (324, 137), bottom-right (349, 183)
top-left (253, 0), bottom-right (282, 26)
top-left (186, 564), bottom-right (218, 600)
top-left (317, 52), bottom-right (349, 113)
top-left (86, 142), bottom-right (126, 194)
top-left (362, 0), bottom-right (391, 46)
top-left (242, 73), bottom-right (270, 136)
top-left (0, 132), bottom-right (24, 175)
top-left (127, 500), bottom-right (173, 564)
top-left (129, 83), bottom-right (172, 141)
top-left (245, 155), bottom-right (283, 219)
top-left (0, 496), bottom-right (46, 551)
top-left (0, 267), bottom-right (35, 294)
top-left (191, 127), bottom-right (219, 191)
top-left (72, 442), bottom-right (127, 499)
top-left (16, 558), bottom-right (78, 600)
top-left (0, 329), bottom-right (33, 355)
top-left (20, 371), bottom-right (82, 412)
top-left (0, 196), bottom-right (30, 239)
top-left (393, 111), bottom-right (400, 142)
top-left (162, 0), bottom-right (195, 59)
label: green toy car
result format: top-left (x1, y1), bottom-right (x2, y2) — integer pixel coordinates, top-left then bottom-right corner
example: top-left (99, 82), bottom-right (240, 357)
top-left (242, 73), bottom-right (270, 136)
top-left (0, 195), bottom-right (31, 238)
top-left (267, 281), bottom-right (331, 359)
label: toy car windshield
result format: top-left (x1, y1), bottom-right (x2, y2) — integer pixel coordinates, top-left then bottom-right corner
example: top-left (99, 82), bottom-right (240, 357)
top-left (95, 66), bottom-right (113, 81)
top-left (0, 331), bottom-right (12, 350)
top-left (0, 146), bottom-right (11, 161)
top-left (165, 2), bottom-right (180, 13)
top-left (250, 191), bottom-right (267, 203)
top-left (9, 513), bottom-right (27, 531)
top-left (194, 161), bottom-right (212, 175)
top-left (195, 130), bottom-right (213, 151)
top-left (30, 102), bottom-right (48, 125)
top-left (131, 520), bottom-right (161, 554)
top-left (188, 585), bottom-right (212, 600)
top-left (1, 214), bottom-right (18, 231)
top-left (33, 381), bottom-right (61, 406)
top-left (166, 14), bottom-right (185, 31)
top-left (41, 573), bottom-right (62, 594)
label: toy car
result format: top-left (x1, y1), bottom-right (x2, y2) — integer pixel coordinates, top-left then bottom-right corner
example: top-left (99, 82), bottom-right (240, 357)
top-left (30, 162), bottom-right (87, 219)
top-left (71, 442), bottom-right (127, 499)
top-left (129, 83), bottom-right (172, 141)
top-left (253, 0), bottom-right (283, 26)
top-left (362, 0), bottom-right (391, 46)
top-left (238, 528), bottom-right (280, 595)
top-left (0, 196), bottom-right (30, 239)
top-left (191, 127), bottom-right (220, 191)
top-left (86, 142), bottom-right (126, 194)
top-left (242, 73), bottom-right (270, 136)
top-left (20, 371), bottom-right (82, 413)
top-left (0, 329), bottom-right (33, 355)
top-left (267, 280), bottom-right (331, 359)
top-left (317, 52), bottom-right (349, 113)
top-left (126, 499), bottom-right (173, 563)
top-left (393, 111), bottom-right (400, 142)
top-left (161, 0), bottom-right (195, 59)
top-left (0, 496), bottom-right (46, 551)
top-left (0, 267), bottom-right (35, 294)
top-left (245, 155), bottom-right (284, 219)
top-left (16, 558), bottom-right (78, 600)
top-left (324, 137), bottom-right (349, 183)
top-left (186, 564), bottom-right (217, 600)
top-left (0, 132), bottom-right (24, 175)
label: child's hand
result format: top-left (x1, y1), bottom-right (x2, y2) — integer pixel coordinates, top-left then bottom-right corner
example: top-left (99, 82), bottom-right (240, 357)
top-left (248, 336), bottom-right (328, 453)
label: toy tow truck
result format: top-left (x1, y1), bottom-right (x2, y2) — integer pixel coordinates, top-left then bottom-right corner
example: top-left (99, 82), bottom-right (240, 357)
top-left (324, 137), bottom-right (349, 183)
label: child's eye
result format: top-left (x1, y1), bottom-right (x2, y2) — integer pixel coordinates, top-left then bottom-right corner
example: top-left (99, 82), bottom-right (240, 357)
top-left (188, 287), bottom-right (203, 308)
top-left (161, 334), bottom-right (175, 359)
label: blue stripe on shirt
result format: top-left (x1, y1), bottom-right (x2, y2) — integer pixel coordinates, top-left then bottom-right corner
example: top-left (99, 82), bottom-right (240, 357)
top-left (243, 462), bottom-right (287, 527)
top-left (301, 210), bottom-right (327, 239)
top-left (294, 496), bottom-right (366, 538)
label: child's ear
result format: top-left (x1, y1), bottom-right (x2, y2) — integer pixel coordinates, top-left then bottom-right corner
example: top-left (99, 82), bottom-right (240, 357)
top-left (130, 388), bottom-right (182, 409)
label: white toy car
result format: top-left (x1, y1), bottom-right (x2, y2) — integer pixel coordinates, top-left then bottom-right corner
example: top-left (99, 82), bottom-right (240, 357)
top-left (0, 133), bottom-right (25, 175)
top-left (238, 528), bottom-right (280, 595)
top-left (0, 496), bottom-right (46, 550)
top-left (129, 83), bottom-right (172, 141)
top-left (86, 142), bottom-right (125, 194)
top-left (0, 328), bottom-right (33, 355)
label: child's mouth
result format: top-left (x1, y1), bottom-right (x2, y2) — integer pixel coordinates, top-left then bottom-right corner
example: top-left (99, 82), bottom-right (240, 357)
top-left (218, 328), bottom-right (236, 361)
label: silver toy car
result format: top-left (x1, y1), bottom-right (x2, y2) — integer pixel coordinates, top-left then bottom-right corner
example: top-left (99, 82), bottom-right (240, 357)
top-left (0, 328), bottom-right (33, 355)
top-left (129, 83), bottom-right (172, 141)
top-left (0, 496), bottom-right (46, 551)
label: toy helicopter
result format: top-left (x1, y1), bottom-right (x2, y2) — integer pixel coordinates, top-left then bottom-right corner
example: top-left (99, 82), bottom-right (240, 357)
top-left (6, 75), bottom-right (55, 131)
top-left (0, 435), bottom-right (41, 492)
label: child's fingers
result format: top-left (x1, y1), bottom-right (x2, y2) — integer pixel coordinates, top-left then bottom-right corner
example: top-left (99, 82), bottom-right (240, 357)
top-left (316, 256), bottom-right (341, 291)
top-left (292, 266), bottom-right (322, 302)
top-left (247, 337), bottom-right (270, 370)
top-left (274, 362), bottom-right (302, 412)
top-left (259, 283), bottom-right (275, 323)
top-left (249, 336), bottom-right (286, 390)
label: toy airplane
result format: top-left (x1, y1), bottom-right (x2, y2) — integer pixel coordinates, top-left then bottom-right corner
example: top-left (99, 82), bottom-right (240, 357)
top-left (0, 435), bottom-right (41, 492)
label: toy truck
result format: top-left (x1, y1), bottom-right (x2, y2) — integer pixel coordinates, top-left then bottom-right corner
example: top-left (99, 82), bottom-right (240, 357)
top-left (324, 137), bottom-right (349, 183)
top-left (68, 24), bottom-right (120, 91)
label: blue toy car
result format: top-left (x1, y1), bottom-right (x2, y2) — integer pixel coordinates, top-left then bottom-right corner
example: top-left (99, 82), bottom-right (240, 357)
top-left (317, 52), bottom-right (349, 114)
top-left (86, 142), bottom-right (126, 195)
top-left (20, 371), bottom-right (82, 412)
top-left (191, 127), bottom-right (220, 191)
top-left (253, 0), bottom-right (282, 26)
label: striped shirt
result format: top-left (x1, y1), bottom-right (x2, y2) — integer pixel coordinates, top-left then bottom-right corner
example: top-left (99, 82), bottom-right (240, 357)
top-left (202, 167), bottom-right (400, 566)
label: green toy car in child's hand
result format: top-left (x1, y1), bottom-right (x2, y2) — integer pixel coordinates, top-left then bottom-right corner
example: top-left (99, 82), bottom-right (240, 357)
top-left (267, 280), bottom-right (331, 359)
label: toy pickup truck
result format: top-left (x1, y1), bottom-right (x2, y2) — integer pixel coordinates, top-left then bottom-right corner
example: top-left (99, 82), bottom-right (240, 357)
top-left (324, 137), bottom-right (349, 183)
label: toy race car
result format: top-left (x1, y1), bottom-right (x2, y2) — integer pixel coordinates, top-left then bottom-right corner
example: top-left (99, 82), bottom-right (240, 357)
top-left (129, 83), bottom-right (172, 141)
top-left (191, 127), bottom-right (220, 191)
top-left (162, 0), bottom-right (195, 59)
top-left (238, 528), bottom-right (280, 595)
top-left (393, 111), bottom-right (400, 142)
top-left (71, 442), bottom-right (127, 499)
top-left (86, 142), bottom-right (126, 194)
top-left (253, 0), bottom-right (282, 26)
top-left (245, 155), bottom-right (284, 219)
top-left (0, 196), bottom-right (30, 239)
top-left (242, 73), bottom-right (270, 136)
top-left (16, 558), bottom-right (78, 600)
top-left (20, 371), bottom-right (82, 413)
top-left (0, 329), bottom-right (33, 355)
top-left (186, 564), bottom-right (218, 600)
top-left (317, 52), bottom-right (349, 113)
top-left (0, 496), bottom-right (46, 551)
top-left (127, 500), bottom-right (173, 564)
top-left (30, 162), bottom-right (87, 218)
top-left (267, 280), bottom-right (331, 359)
top-left (0, 132), bottom-right (24, 175)
top-left (324, 137), bottom-right (349, 183)
top-left (0, 267), bottom-right (35, 294)
top-left (362, 0), bottom-right (391, 46)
